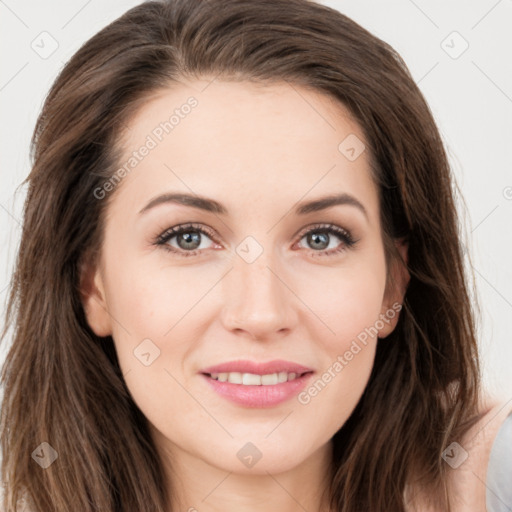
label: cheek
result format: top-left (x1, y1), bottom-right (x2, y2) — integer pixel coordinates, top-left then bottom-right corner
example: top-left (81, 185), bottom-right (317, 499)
top-left (105, 253), bottom-right (215, 337)
top-left (294, 275), bottom-right (384, 435)
top-left (296, 338), bottom-right (377, 447)
top-left (103, 256), bottom-right (199, 433)
top-left (291, 253), bottom-right (386, 422)
top-left (293, 253), bottom-right (387, 348)
top-left (322, 280), bottom-right (384, 340)
top-left (103, 252), bottom-right (226, 388)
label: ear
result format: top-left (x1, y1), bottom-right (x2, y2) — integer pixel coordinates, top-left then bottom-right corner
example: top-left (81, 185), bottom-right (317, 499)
top-left (377, 238), bottom-right (410, 339)
top-left (79, 252), bottom-right (113, 337)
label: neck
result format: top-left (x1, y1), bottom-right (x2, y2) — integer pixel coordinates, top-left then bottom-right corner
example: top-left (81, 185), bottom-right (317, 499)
top-left (158, 437), bottom-right (334, 512)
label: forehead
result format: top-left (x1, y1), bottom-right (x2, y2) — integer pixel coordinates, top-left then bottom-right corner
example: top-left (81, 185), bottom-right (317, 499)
top-left (111, 79), bottom-right (379, 222)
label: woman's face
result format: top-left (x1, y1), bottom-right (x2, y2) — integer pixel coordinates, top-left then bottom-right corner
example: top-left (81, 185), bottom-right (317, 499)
top-left (82, 79), bottom-right (407, 477)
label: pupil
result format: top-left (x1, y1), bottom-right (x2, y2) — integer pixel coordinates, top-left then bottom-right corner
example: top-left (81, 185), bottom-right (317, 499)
top-left (309, 232), bottom-right (328, 250)
top-left (178, 231), bottom-right (200, 250)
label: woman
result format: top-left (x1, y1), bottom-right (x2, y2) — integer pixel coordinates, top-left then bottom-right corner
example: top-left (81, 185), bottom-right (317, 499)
top-left (1, 0), bottom-right (510, 510)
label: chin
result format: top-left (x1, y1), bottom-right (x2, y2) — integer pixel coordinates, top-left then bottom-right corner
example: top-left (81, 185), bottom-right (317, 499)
top-left (220, 453), bottom-right (305, 476)
top-left (198, 435), bottom-right (322, 476)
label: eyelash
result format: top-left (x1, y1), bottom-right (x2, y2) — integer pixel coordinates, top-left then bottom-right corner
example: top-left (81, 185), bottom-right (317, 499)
top-left (153, 222), bottom-right (358, 258)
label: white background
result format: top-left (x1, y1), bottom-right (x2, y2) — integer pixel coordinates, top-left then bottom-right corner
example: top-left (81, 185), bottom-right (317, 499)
top-left (1, 1), bottom-right (511, 407)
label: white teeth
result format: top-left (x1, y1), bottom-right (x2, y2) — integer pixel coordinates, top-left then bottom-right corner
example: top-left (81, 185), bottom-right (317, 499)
top-left (228, 372), bottom-right (242, 384)
top-left (209, 371), bottom-right (305, 385)
top-left (261, 373), bottom-right (278, 385)
top-left (242, 373), bottom-right (261, 385)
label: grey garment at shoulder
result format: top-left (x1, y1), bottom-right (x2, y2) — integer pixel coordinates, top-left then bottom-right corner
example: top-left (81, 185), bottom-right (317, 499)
top-left (486, 411), bottom-right (512, 512)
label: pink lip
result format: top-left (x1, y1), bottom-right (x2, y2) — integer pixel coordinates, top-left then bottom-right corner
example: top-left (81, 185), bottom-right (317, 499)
top-left (200, 359), bottom-right (313, 375)
top-left (199, 359), bottom-right (315, 408)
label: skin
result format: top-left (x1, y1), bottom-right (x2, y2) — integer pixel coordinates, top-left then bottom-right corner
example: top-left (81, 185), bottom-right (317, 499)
top-left (81, 78), bottom-right (409, 512)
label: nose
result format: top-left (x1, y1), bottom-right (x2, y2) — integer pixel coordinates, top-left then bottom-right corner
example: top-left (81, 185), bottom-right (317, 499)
top-left (220, 247), bottom-right (298, 341)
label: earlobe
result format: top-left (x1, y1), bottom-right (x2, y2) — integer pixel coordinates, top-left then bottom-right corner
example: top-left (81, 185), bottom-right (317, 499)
top-left (79, 255), bottom-right (113, 337)
top-left (378, 238), bottom-right (410, 339)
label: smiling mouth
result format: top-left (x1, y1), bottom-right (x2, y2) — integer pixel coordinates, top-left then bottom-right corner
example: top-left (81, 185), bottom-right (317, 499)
top-left (203, 370), bottom-right (313, 386)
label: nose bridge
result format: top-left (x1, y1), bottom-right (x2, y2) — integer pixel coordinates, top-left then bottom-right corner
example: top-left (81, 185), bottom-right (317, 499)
top-left (221, 237), bottom-right (296, 337)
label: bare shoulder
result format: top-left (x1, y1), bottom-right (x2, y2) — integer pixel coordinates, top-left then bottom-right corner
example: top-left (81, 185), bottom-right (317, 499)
top-left (446, 394), bottom-right (512, 512)
top-left (404, 394), bottom-right (512, 512)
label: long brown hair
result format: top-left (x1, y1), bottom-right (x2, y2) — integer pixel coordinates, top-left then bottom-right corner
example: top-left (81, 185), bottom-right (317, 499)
top-left (1, 0), bottom-right (483, 510)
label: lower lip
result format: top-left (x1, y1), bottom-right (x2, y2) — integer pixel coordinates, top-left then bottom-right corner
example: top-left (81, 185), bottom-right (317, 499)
top-left (200, 372), bottom-right (314, 408)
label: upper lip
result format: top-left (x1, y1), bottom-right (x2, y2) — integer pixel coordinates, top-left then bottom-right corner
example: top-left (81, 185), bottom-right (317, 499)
top-left (200, 359), bottom-right (314, 376)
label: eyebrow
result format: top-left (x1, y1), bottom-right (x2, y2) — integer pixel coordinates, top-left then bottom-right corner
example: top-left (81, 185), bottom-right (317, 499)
top-left (138, 192), bottom-right (368, 219)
